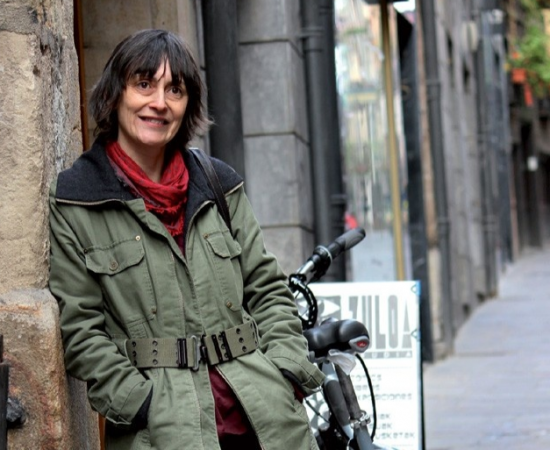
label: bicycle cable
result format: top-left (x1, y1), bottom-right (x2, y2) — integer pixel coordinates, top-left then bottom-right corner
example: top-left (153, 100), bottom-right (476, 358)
top-left (356, 354), bottom-right (377, 440)
top-left (288, 274), bottom-right (318, 330)
top-left (304, 397), bottom-right (330, 424)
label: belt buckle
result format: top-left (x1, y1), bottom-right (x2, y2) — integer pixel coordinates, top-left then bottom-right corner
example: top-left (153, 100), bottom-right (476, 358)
top-left (176, 338), bottom-right (187, 369)
top-left (189, 335), bottom-right (203, 372)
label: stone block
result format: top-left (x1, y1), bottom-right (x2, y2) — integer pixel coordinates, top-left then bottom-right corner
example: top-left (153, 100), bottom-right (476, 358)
top-left (151, 0), bottom-right (178, 30)
top-left (0, 3), bottom-right (82, 294)
top-left (0, 2), bottom-right (39, 34)
top-left (0, 289), bottom-right (99, 450)
top-left (262, 226), bottom-right (315, 277)
top-left (237, 0), bottom-right (301, 47)
top-left (244, 135), bottom-right (313, 228)
top-left (239, 42), bottom-right (308, 139)
top-left (84, 47), bottom-right (113, 89)
top-left (82, 0), bottom-right (152, 48)
top-left (82, 0), bottom-right (181, 49)
top-left (0, 32), bottom-right (48, 295)
top-left (176, 0), bottom-right (202, 65)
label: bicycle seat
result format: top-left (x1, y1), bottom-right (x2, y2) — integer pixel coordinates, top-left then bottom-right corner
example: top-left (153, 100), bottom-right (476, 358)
top-left (303, 319), bottom-right (370, 358)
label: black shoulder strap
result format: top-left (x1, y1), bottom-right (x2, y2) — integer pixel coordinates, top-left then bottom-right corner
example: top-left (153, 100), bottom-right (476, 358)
top-left (189, 148), bottom-right (233, 234)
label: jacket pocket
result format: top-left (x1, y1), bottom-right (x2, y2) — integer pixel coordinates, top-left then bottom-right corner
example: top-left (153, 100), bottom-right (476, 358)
top-left (204, 230), bottom-right (243, 311)
top-left (85, 238), bottom-right (145, 274)
top-left (85, 238), bottom-right (156, 329)
top-left (204, 230), bottom-right (242, 259)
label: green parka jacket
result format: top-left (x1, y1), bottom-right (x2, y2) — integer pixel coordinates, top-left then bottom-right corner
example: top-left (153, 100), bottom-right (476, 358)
top-left (49, 140), bottom-right (324, 450)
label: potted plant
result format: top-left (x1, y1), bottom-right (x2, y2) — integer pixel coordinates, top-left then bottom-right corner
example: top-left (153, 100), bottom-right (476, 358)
top-left (509, 0), bottom-right (550, 97)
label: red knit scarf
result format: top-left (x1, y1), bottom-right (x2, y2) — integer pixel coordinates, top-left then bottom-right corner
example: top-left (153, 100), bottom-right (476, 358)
top-left (106, 141), bottom-right (189, 239)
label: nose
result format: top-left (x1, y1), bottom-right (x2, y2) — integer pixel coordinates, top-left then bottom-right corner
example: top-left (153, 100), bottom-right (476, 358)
top-left (149, 87), bottom-right (167, 110)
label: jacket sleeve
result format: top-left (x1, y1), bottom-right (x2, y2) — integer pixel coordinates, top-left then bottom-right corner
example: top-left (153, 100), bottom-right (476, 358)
top-left (48, 185), bottom-right (152, 427)
top-left (228, 187), bottom-right (324, 395)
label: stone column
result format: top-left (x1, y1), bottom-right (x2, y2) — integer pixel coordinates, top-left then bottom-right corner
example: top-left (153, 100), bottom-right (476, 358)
top-left (237, 0), bottom-right (314, 274)
top-left (0, 1), bottom-right (99, 448)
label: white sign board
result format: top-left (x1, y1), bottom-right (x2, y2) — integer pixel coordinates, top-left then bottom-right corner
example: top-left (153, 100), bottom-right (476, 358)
top-left (305, 281), bottom-right (423, 450)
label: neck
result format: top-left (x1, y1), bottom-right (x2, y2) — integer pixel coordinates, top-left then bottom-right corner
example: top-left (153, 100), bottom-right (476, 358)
top-left (119, 142), bottom-right (166, 182)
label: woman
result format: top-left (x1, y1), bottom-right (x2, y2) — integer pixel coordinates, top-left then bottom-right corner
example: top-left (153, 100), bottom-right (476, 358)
top-left (49, 29), bottom-right (323, 450)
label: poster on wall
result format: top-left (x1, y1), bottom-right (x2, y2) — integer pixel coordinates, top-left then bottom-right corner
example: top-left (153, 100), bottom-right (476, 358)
top-left (304, 281), bottom-right (423, 450)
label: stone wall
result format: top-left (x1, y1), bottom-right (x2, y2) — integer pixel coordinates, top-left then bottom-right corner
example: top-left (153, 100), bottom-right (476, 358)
top-left (0, 0), bottom-right (98, 448)
top-left (0, 290), bottom-right (97, 449)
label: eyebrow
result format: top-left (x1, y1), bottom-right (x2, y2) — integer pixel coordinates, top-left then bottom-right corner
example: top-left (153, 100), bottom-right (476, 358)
top-left (132, 72), bottom-right (185, 88)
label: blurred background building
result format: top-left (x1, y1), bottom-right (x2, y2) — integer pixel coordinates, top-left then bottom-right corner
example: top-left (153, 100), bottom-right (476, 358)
top-left (2, 0), bottom-right (550, 447)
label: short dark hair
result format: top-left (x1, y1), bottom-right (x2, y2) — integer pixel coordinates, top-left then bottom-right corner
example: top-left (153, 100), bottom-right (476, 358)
top-left (89, 29), bottom-right (209, 146)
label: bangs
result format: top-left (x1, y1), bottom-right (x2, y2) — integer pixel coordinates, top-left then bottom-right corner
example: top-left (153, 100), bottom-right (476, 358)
top-left (122, 35), bottom-right (193, 86)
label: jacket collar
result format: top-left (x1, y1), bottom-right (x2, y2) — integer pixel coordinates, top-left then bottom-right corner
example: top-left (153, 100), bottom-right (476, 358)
top-left (55, 139), bottom-right (243, 234)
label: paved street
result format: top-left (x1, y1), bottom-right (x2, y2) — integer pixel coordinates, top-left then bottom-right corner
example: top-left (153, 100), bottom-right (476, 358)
top-left (423, 247), bottom-right (550, 449)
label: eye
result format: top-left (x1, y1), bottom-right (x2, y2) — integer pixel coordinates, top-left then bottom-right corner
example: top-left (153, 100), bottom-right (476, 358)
top-left (167, 85), bottom-right (186, 99)
top-left (137, 81), bottom-right (151, 90)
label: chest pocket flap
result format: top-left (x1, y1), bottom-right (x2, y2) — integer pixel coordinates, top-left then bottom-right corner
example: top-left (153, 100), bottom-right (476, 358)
top-left (85, 239), bottom-right (145, 275)
top-left (205, 231), bottom-right (242, 258)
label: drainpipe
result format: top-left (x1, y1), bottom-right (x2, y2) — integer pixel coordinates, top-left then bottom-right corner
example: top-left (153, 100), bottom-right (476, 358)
top-left (396, 11), bottom-right (433, 362)
top-left (419, 0), bottom-right (455, 350)
top-left (492, 10), bottom-right (513, 265)
top-left (497, 49), bottom-right (514, 265)
top-left (301, 0), bottom-right (343, 281)
top-left (319, 0), bottom-right (346, 280)
top-left (202, 0), bottom-right (246, 178)
top-left (473, 1), bottom-right (498, 297)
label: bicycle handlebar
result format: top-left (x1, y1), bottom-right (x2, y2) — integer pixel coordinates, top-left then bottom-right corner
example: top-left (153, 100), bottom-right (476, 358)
top-left (295, 228), bottom-right (366, 283)
top-left (327, 227), bottom-right (366, 260)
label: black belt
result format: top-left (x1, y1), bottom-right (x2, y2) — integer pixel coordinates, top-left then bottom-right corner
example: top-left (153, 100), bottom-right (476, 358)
top-left (125, 322), bottom-right (259, 370)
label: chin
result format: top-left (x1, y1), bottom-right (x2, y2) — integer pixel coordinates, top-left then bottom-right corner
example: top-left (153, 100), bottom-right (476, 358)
top-left (138, 137), bottom-right (171, 149)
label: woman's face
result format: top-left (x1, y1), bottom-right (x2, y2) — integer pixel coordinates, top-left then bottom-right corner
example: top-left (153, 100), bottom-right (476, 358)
top-left (117, 60), bottom-right (188, 156)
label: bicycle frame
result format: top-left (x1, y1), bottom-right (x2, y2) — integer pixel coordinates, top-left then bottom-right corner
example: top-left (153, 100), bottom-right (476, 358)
top-left (288, 228), bottom-right (390, 450)
top-left (306, 338), bottom-right (379, 450)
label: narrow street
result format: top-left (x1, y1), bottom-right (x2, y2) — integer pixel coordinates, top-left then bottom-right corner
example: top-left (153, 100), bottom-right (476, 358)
top-left (423, 248), bottom-right (550, 449)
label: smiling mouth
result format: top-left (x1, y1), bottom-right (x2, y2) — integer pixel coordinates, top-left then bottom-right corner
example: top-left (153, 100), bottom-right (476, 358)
top-left (141, 117), bottom-right (169, 125)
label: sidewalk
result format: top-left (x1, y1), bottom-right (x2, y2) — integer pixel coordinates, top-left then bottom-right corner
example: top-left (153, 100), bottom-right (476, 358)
top-left (423, 247), bottom-right (550, 450)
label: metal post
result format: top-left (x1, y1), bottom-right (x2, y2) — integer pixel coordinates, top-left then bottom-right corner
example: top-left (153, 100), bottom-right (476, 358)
top-left (0, 336), bottom-right (8, 450)
top-left (380, 0), bottom-right (406, 280)
top-left (202, 0), bottom-right (246, 178)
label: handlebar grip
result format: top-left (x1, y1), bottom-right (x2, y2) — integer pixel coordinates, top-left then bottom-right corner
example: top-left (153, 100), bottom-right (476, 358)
top-left (326, 228), bottom-right (366, 260)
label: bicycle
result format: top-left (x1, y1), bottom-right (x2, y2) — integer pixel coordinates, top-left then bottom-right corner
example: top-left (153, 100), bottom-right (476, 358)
top-left (288, 228), bottom-right (397, 450)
